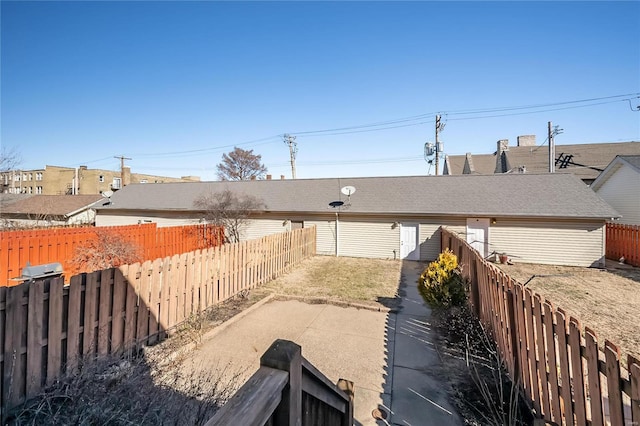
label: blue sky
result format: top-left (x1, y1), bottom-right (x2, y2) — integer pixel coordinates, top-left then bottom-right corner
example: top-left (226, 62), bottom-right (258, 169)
top-left (2, 1), bottom-right (639, 180)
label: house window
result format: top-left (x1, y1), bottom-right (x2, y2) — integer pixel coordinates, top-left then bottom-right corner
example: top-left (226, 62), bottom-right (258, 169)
top-left (99, 175), bottom-right (104, 182)
top-left (112, 177), bottom-right (121, 189)
top-left (36, 172), bottom-right (43, 181)
top-left (14, 175), bottom-right (20, 181)
top-left (36, 186), bottom-right (43, 194)
top-left (28, 173), bottom-right (32, 181)
top-left (28, 187), bottom-right (33, 194)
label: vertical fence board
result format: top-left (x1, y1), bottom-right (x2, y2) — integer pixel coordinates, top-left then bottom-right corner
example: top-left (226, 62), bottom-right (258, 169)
top-left (584, 327), bottom-right (604, 425)
top-left (148, 259), bottom-right (162, 344)
top-left (568, 318), bottom-right (587, 426)
top-left (26, 280), bottom-right (44, 399)
top-left (111, 268), bottom-right (127, 353)
top-left (46, 277), bottom-right (64, 385)
top-left (604, 341), bottom-right (625, 426)
top-left (136, 261), bottom-right (152, 347)
top-left (66, 274), bottom-right (83, 371)
top-left (123, 263), bottom-right (140, 351)
top-left (83, 272), bottom-right (99, 356)
top-left (533, 294), bottom-right (551, 419)
top-left (97, 269), bottom-right (113, 355)
top-left (554, 309), bottom-right (574, 425)
top-left (3, 284), bottom-right (25, 409)
top-left (542, 301), bottom-right (562, 423)
top-left (630, 356), bottom-right (640, 424)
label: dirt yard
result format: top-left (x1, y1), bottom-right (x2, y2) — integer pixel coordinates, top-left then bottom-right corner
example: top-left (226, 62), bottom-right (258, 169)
top-left (497, 261), bottom-right (640, 360)
top-left (262, 256), bottom-right (402, 309)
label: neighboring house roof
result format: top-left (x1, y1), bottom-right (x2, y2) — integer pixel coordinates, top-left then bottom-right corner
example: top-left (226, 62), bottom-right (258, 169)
top-left (1, 195), bottom-right (106, 219)
top-left (0, 194), bottom-right (32, 209)
top-left (97, 174), bottom-right (618, 220)
top-left (590, 155), bottom-right (640, 192)
top-left (445, 141), bottom-right (640, 181)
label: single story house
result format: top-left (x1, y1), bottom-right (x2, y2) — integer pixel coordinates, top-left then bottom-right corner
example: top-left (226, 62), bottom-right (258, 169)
top-left (95, 174), bottom-right (618, 267)
top-left (591, 155), bottom-right (640, 225)
top-left (0, 194), bottom-right (106, 228)
top-left (444, 139), bottom-right (640, 185)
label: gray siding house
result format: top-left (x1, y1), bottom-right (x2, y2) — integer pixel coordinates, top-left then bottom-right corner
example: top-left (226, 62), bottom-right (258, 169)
top-left (95, 174), bottom-right (618, 267)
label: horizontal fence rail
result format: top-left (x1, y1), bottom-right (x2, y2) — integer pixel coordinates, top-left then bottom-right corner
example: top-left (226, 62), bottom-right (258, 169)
top-left (441, 227), bottom-right (640, 426)
top-left (606, 222), bottom-right (640, 267)
top-left (0, 223), bottom-right (224, 286)
top-left (205, 339), bottom-right (354, 426)
top-left (0, 226), bottom-right (317, 419)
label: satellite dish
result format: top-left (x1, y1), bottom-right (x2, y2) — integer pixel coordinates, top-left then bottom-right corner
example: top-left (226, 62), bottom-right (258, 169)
top-left (329, 201), bottom-right (344, 208)
top-left (102, 190), bottom-right (113, 198)
top-left (341, 186), bottom-right (356, 196)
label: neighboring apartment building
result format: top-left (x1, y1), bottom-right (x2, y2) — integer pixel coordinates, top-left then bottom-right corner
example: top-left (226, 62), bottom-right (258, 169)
top-left (443, 137), bottom-right (640, 184)
top-left (1, 165), bottom-right (200, 195)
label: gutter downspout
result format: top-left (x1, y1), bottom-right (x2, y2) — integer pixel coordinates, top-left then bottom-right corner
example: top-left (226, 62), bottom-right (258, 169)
top-left (335, 211), bottom-right (339, 257)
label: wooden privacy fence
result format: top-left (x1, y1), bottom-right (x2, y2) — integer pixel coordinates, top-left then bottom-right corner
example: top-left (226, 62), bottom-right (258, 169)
top-left (0, 226), bottom-right (316, 418)
top-left (205, 339), bottom-right (354, 426)
top-left (0, 223), bottom-right (224, 286)
top-left (441, 227), bottom-right (640, 426)
top-left (606, 222), bottom-right (640, 267)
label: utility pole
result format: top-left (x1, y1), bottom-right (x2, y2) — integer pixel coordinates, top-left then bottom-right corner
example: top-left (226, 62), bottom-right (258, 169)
top-left (283, 134), bottom-right (298, 179)
top-left (114, 155), bottom-right (132, 187)
top-left (547, 122), bottom-right (563, 173)
top-left (435, 115), bottom-right (445, 175)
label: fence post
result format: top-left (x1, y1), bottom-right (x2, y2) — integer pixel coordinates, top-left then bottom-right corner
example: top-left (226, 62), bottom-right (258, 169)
top-left (260, 339), bottom-right (302, 426)
top-left (506, 289), bottom-right (520, 383)
top-left (337, 379), bottom-right (355, 426)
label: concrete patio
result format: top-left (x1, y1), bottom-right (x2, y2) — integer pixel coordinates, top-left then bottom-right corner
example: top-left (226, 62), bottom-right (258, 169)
top-left (183, 261), bottom-right (462, 425)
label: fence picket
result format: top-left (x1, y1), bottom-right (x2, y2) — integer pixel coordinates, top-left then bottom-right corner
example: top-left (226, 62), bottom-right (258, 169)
top-left (26, 279), bottom-right (44, 399)
top-left (604, 341), bottom-right (625, 426)
top-left (584, 327), bottom-right (604, 425)
top-left (568, 318), bottom-right (587, 426)
top-left (97, 269), bottom-right (113, 355)
top-left (111, 268), bottom-right (127, 353)
top-left (630, 355), bottom-right (640, 423)
top-left (554, 309), bottom-right (574, 425)
top-left (66, 274), bottom-right (83, 371)
top-left (46, 277), bottom-right (64, 385)
top-left (83, 271), bottom-right (100, 356)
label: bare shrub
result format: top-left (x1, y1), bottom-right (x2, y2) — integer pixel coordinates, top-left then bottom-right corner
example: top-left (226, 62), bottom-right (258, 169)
top-left (70, 230), bottom-right (142, 274)
top-left (6, 347), bottom-right (239, 425)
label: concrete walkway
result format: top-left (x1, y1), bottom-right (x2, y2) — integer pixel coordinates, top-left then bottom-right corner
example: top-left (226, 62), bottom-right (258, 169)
top-left (184, 261), bottom-right (462, 425)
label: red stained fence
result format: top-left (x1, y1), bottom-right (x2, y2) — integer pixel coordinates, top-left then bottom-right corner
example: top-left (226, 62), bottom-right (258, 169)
top-left (0, 227), bottom-right (317, 419)
top-left (0, 224), bottom-right (224, 286)
top-left (442, 227), bottom-right (640, 426)
top-left (606, 222), bottom-right (640, 267)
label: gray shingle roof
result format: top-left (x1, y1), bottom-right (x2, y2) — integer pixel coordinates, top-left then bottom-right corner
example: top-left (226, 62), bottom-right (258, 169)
top-left (2, 195), bottom-right (105, 217)
top-left (98, 174), bottom-right (618, 219)
top-left (445, 141), bottom-right (640, 180)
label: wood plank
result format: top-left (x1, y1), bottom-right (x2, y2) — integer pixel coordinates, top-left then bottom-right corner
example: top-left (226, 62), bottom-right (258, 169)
top-left (148, 258), bottom-right (162, 344)
top-left (604, 340), bottom-right (624, 426)
top-left (3, 284), bottom-right (26, 409)
top-left (66, 274), bottom-right (84, 371)
top-left (204, 367), bottom-right (288, 426)
top-left (533, 293), bottom-right (550, 419)
top-left (83, 271), bottom-right (99, 356)
top-left (568, 318), bottom-right (586, 426)
top-left (185, 252), bottom-right (195, 319)
top-left (160, 256), bottom-right (172, 336)
top-left (177, 253), bottom-right (188, 323)
top-left (123, 263), bottom-right (139, 351)
top-left (630, 355), bottom-right (640, 424)
top-left (524, 288), bottom-right (541, 413)
top-left (542, 301), bottom-right (561, 424)
top-left (97, 268), bottom-right (113, 355)
top-left (46, 277), bottom-right (64, 385)
top-left (136, 261), bottom-right (152, 347)
top-left (554, 309), bottom-right (574, 425)
top-left (26, 279), bottom-right (44, 399)
top-left (111, 267), bottom-right (127, 353)
top-left (584, 327), bottom-right (604, 425)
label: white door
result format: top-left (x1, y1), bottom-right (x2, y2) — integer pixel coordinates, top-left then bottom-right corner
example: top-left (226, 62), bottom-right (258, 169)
top-left (466, 218), bottom-right (490, 258)
top-left (400, 223), bottom-right (420, 260)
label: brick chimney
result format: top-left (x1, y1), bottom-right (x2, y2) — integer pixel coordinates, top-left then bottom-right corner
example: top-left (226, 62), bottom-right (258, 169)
top-left (280, 175), bottom-right (285, 180)
top-left (517, 135), bottom-right (536, 147)
top-left (250, 176), bottom-right (256, 181)
top-left (266, 174), bottom-right (272, 180)
top-left (494, 139), bottom-right (511, 173)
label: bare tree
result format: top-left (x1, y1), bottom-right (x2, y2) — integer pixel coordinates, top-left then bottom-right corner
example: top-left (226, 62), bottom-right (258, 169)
top-left (70, 230), bottom-right (142, 274)
top-left (194, 189), bottom-right (265, 243)
top-left (0, 146), bottom-right (21, 172)
top-left (216, 147), bottom-right (267, 181)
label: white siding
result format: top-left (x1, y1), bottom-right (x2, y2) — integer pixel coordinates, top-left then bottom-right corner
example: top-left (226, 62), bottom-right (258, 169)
top-left (490, 219), bottom-right (605, 267)
top-left (96, 212), bottom-right (201, 227)
top-left (419, 218), bottom-right (466, 261)
top-left (241, 219), bottom-right (287, 241)
top-left (594, 165), bottom-right (640, 225)
top-left (304, 219), bottom-right (336, 256)
top-left (340, 220), bottom-right (400, 259)
top-left (68, 209), bottom-right (96, 225)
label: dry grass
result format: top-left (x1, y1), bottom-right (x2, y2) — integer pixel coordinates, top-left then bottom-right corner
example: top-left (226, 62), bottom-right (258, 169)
top-left (497, 261), bottom-right (640, 360)
top-left (262, 255), bottom-right (402, 309)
